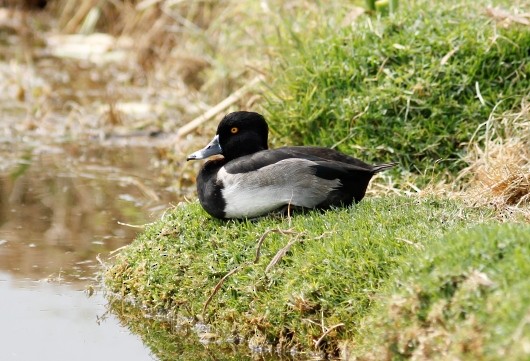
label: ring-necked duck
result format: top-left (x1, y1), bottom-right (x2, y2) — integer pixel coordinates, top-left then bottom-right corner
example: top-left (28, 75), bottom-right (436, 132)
top-left (187, 111), bottom-right (396, 219)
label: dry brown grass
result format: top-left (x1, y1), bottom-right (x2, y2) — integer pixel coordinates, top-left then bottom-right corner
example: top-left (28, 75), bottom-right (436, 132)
top-left (45, 0), bottom-right (345, 99)
top-left (18, 0), bottom-right (350, 143)
top-left (459, 100), bottom-right (530, 220)
top-left (2, 0), bottom-right (360, 199)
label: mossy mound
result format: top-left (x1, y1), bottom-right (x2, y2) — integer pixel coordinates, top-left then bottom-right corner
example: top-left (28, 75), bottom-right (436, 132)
top-left (351, 223), bottom-right (530, 360)
top-left (104, 197), bottom-right (493, 356)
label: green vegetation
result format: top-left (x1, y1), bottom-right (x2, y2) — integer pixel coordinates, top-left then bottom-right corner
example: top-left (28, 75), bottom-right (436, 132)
top-left (266, 1), bottom-right (530, 176)
top-left (351, 223), bottom-right (530, 360)
top-left (105, 197), bottom-right (499, 358)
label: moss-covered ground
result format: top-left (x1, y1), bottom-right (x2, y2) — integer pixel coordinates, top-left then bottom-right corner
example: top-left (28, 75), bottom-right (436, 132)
top-left (350, 222), bottom-right (530, 360)
top-left (104, 197), bottom-right (528, 359)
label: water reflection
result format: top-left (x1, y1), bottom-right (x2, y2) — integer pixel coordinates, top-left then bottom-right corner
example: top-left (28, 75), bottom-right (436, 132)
top-left (108, 299), bottom-right (300, 361)
top-left (0, 272), bottom-right (154, 361)
top-left (0, 142), bottom-right (178, 283)
top-left (0, 142), bottom-right (178, 360)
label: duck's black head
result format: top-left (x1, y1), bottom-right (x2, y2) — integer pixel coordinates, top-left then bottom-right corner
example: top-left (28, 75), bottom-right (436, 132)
top-left (217, 111), bottom-right (268, 160)
top-left (187, 111), bottom-right (269, 162)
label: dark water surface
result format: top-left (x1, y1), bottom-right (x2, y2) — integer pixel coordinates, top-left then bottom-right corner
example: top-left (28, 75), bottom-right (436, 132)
top-left (0, 142), bottom-right (178, 360)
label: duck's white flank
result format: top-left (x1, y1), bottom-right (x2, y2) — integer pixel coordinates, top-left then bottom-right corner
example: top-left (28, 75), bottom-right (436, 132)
top-left (217, 159), bottom-right (341, 218)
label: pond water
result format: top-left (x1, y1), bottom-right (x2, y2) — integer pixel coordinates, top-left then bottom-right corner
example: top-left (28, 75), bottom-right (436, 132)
top-left (0, 142), bottom-right (178, 360)
top-left (1, 273), bottom-right (154, 361)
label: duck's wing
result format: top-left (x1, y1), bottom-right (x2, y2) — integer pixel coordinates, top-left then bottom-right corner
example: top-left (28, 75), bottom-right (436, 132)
top-left (281, 146), bottom-right (373, 168)
top-left (281, 147), bottom-right (397, 174)
top-left (219, 149), bottom-right (394, 216)
top-left (223, 147), bottom-right (381, 174)
top-left (223, 148), bottom-right (295, 174)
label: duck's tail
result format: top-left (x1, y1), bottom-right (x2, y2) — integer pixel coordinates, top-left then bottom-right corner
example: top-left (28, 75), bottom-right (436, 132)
top-left (372, 162), bottom-right (398, 174)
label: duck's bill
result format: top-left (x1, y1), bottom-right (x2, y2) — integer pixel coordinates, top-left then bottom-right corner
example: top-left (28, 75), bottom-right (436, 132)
top-left (186, 134), bottom-right (222, 161)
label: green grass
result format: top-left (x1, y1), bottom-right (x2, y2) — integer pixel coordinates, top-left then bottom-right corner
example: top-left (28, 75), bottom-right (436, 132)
top-left (104, 196), bottom-right (496, 357)
top-left (350, 223), bottom-right (530, 360)
top-left (265, 1), bottom-right (530, 178)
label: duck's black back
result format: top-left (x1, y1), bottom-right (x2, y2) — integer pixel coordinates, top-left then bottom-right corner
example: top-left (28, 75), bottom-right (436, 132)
top-left (224, 146), bottom-right (375, 173)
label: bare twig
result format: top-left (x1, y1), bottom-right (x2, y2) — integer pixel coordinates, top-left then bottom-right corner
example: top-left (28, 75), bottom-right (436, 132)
top-left (440, 46), bottom-right (459, 65)
top-left (202, 265), bottom-right (244, 317)
top-left (174, 75), bottom-right (265, 139)
top-left (95, 253), bottom-right (106, 267)
top-left (254, 228), bottom-right (297, 263)
top-left (108, 244), bottom-right (130, 256)
top-left (265, 234), bottom-right (304, 273)
top-left (256, 229), bottom-right (333, 268)
top-left (376, 56), bottom-right (389, 77)
top-left (314, 323), bottom-right (345, 349)
top-left (302, 318), bottom-right (322, 327)
top-left (313, 231), bottom-right (335, 241)
top-left (396, 237), bottom-right (424, 249)
top-left (116, 221), bottom-right (148, 229)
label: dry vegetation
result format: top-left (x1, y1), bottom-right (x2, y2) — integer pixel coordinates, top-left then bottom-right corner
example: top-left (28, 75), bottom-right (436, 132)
top-left (1, 0), bottom-right (357, 185)
top-left (460, 101), bottom-right (530, 220)
top-left (41, 0), bottom-right (348, 127)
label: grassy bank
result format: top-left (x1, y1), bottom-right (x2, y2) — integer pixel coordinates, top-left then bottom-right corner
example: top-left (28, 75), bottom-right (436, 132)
top-left (266, 1), bottom-right (530, 178)
top-left (350, 223), bottom-right (530, 360)
top-left (267, 2), bottom-right (530, 179)
top-left (104, 197), bottom-right (500, 357)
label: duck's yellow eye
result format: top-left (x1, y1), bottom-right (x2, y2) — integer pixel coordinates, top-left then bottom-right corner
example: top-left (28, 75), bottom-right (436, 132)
top-left (230, 127), bottom-right (239, 134)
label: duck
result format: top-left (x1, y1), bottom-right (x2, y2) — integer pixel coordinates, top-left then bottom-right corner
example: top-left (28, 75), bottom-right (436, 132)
top-left (187, 111), bottom-right (396, 219)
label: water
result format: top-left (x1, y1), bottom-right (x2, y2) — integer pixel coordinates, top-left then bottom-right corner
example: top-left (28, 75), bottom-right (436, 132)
top-left (0, 142), bottom-right (179, 360)
top-left (1, 273), bottom-right (154, 361)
